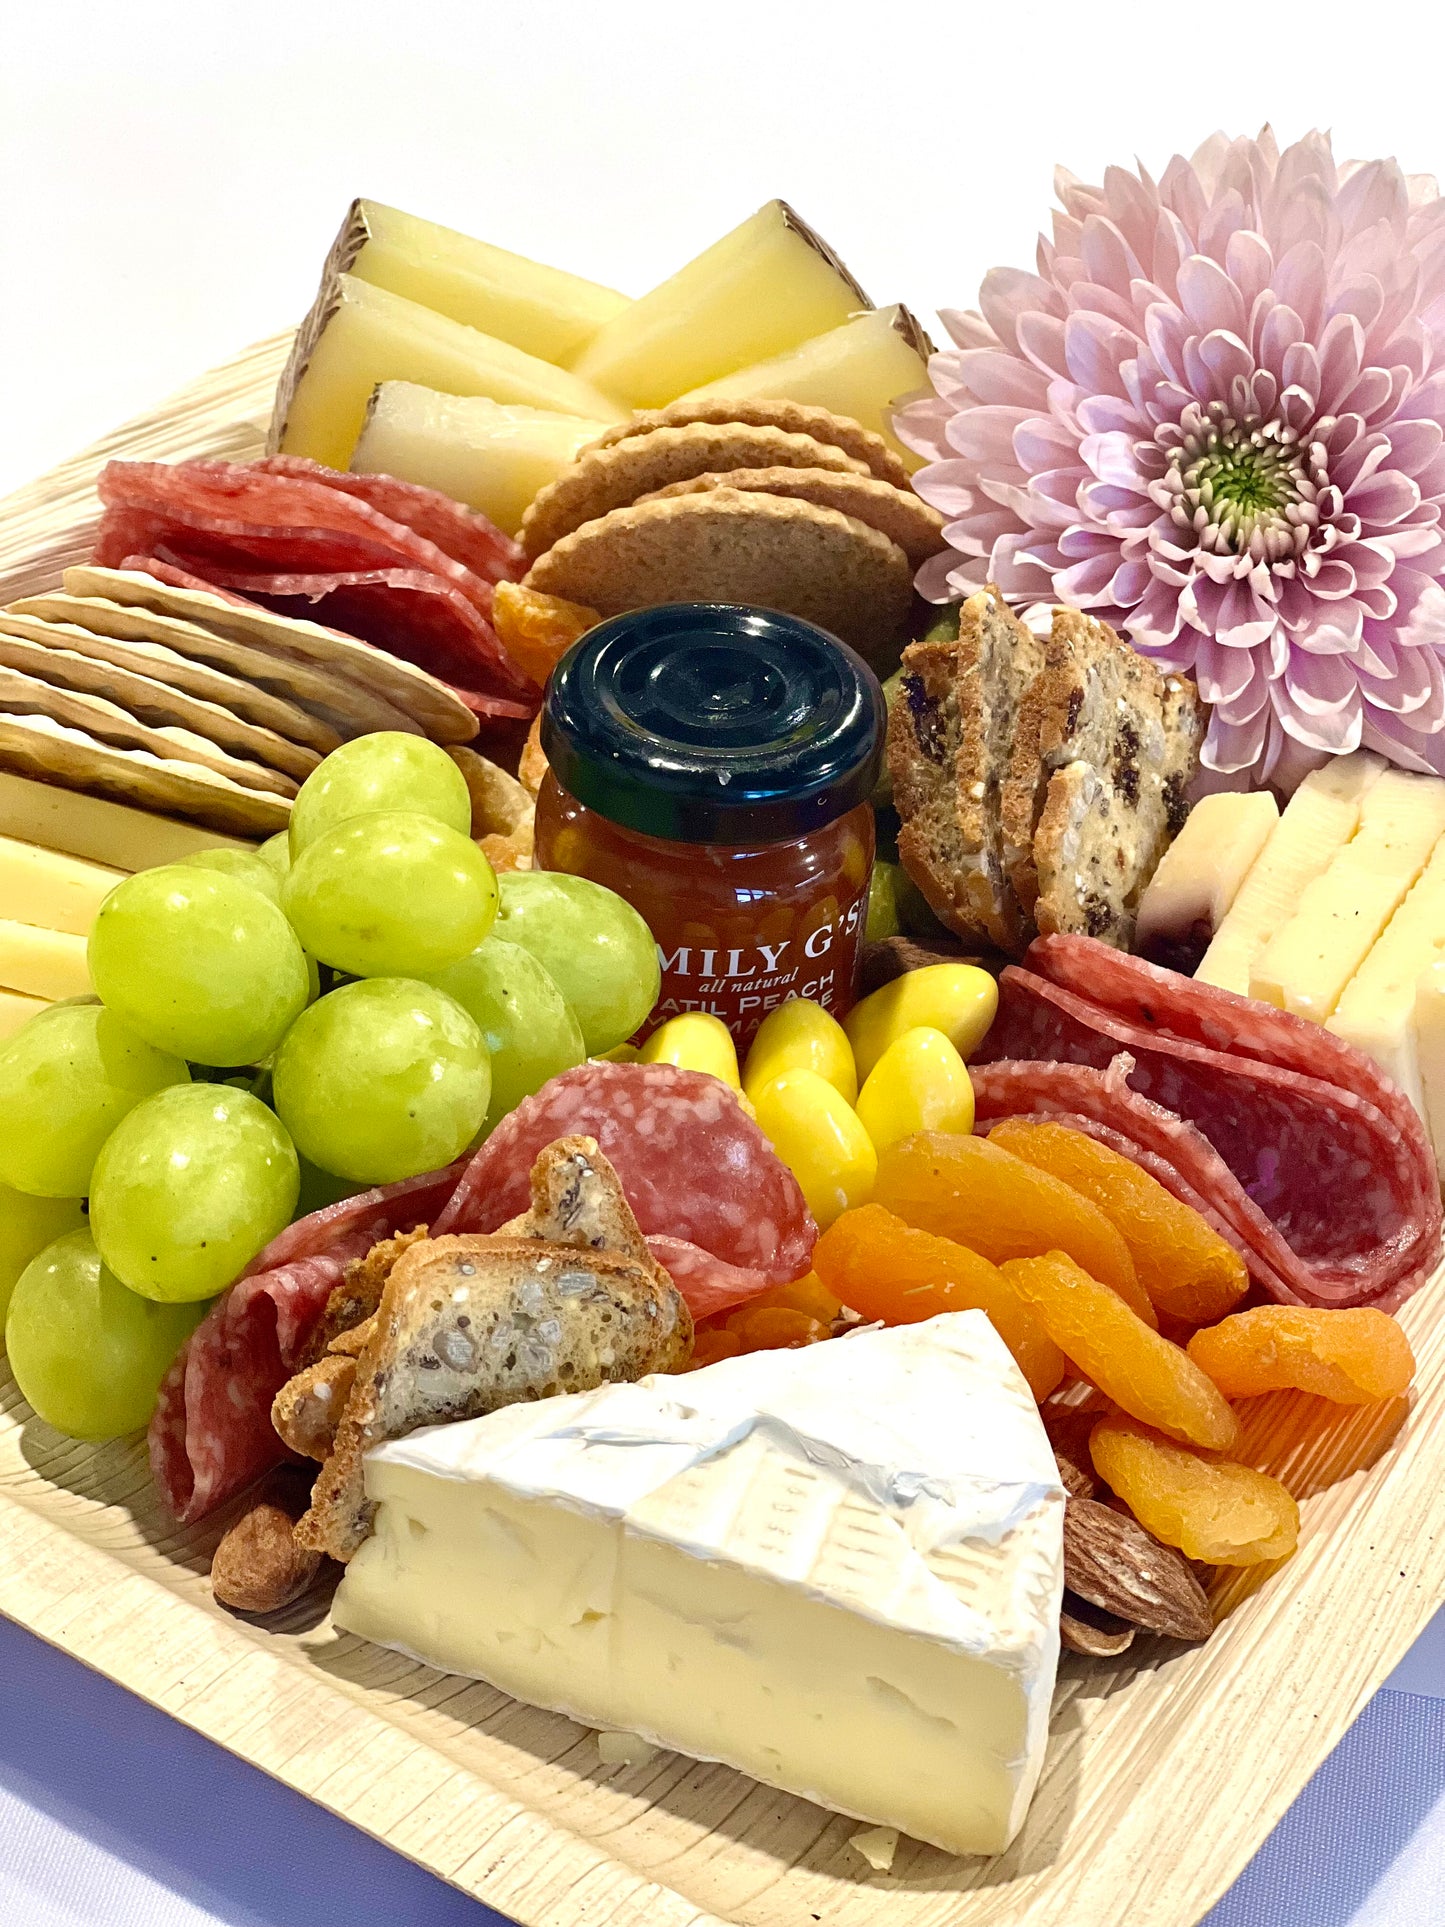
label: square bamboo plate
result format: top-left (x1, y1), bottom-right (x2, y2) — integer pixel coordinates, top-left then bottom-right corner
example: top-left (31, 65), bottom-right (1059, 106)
top-left (1, 338), bottom-right (1444, 1927)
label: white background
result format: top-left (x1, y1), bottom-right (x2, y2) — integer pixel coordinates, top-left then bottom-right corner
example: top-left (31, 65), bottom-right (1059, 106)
top-left (1, 0), bottom-right (1438, 496)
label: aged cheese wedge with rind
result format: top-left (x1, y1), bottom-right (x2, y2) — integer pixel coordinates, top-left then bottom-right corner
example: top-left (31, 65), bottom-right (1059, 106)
top-left (0, 834), bottom-right (122, 937)
top-left (352, 386), bottom-right (609, 539)
top-left (571, 201), bottom-right (872, 409)
top-left (0, 919), bottom-right (90, 1001)
top-left (1250, 769), bottom-right (1445, 1021)
top-left (676, 304), bottom-right (934, 468)
top-left (0, 988), bottom-right (47, 1039)
top-left (339, 199), bottom-right (629, 364)
top-left (0, 770), bottom-right (253, 871)
top-left (1327, 838), bottom-right (1445, 1124)
top-left (335, 1310), bottom-right (1064, 1857)
top-left (1135, 790), bottom-right (1279, 962)
top-left (1196, 752), bottom-right (1387, 994)
top-left (270, 274), bottom-right (624, 471)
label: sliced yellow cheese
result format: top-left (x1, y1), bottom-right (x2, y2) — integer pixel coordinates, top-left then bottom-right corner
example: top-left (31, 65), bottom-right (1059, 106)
top-left (0, 987), bottom-right (48, 1039)
top-left (1196, 752), bottom-right (1386, 994)
top-left (676, 305), bottom-right (932, 468)
top-left (1250, 769), bottom-right (1445, 1021)
top-left (0, 771), bottom-right (252, 873)
top-left (1134, 791), bottom-right (1280, 959)
top-left (1327, 837), bottom-right (1445, 1117)
top-left (273, 275), bottom-right (625, 471)
top-left (345, 201), bottom-right (629, 364)
top-left (0, 833), bottom-right (123, 937)
top-left (1414, 961), bottom-right (1445, 1162)
top-left (571, 201), bottom-right (870, 409)
top-left (0, 919), bottom-right (90, 1001)
top-left (351, 386), bottom-right (608, 538)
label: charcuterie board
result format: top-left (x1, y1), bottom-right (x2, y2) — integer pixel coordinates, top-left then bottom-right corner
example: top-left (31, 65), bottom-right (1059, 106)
top-left (2, 334), bottom-right (1445, 1927)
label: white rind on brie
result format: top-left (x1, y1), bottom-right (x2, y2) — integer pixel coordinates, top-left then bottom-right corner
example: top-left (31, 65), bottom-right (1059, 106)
top-left (333, 1310), bottom-right (1065, 1858)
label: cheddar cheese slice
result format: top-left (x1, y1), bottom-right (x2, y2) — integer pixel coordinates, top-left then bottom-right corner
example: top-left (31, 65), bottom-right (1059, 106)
top-left (0, 919), bottom-right (90, 1001)
top-left (1196, 753), bottom-right (1386, 994)
top-left (1328, 837), bottom-right (1445, 1118)
top-left (0, 834), bottom-right (123, 937)
top-left (1251, 770), bottom-right (1445, 1021)
top-left (0, 987), bottom-right (47, 1040)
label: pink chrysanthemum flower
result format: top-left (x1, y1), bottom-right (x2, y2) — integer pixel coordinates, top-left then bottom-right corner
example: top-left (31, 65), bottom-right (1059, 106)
top-left (896, 128), bottom-right (1445, 786)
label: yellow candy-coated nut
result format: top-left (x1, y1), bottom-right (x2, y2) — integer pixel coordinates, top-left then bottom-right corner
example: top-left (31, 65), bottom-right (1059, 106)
top-left (639, 1012), bottom-right (741, 1089)
top-left (844, 964), bottom-right (999, 1082)
top-left (855, 1026), bottom-right (975, 1155)
top-left (743, 997), bottom-right (858, 1105)
top-left (751, 1067), bottom-right (876, 1230)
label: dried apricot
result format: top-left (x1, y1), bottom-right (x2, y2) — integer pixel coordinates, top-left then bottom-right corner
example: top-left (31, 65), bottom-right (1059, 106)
top-left (685, 1327), bottom-right (742, 1369)
top-left (740, 1272), bottom-right (842, 1324)
top-left (492, 580), bottom-right (599, 689)
top-left (875, 1132), bottom-right (1155, 1326)
top-left (724, 1306), bottom-right (830, 1352)
top-left (1187, 1306), bottom-right (1415, 1404)
top-left (1004, 1252), bottom-right (1239, 1451)
top-left (1091, 1415), bottom-right (1299, 1565)
top-left (987, 1118), bottom-right (1248, 1325)
top-left (813, 1203), bottom-right (1066, 1400)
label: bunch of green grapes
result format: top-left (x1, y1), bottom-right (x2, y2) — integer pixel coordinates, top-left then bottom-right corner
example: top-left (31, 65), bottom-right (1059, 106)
top-left (0, 733), bottom-right (659, 1443)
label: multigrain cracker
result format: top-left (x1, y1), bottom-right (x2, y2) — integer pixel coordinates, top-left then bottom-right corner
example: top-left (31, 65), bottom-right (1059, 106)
top-left (634, 466), bottom-right (945, 567)
top-left (524, 490), bottom-right (911, 661)
top-left (0, 627), bottom-right (321, 783)
top-left (57, 568), bottom-right (478, 744)
top-left (519, 423), bottom-right (868, 560)
top-left (585, 397), bottom-right (910, 487)
top-left (0, 607), bottom-right (340, 754)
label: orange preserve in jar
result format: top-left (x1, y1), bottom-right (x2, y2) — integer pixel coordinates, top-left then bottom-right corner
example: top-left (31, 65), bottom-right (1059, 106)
top-left (535, 604), bottom-right (884, 1050)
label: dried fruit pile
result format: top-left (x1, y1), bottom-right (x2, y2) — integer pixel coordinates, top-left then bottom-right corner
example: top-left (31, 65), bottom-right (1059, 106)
top-left (700, 1115), bottom-right (1419, 1657)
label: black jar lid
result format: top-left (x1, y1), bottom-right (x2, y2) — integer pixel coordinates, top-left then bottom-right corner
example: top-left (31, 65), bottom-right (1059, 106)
top-left (541, 603), bottom-right (885, 845)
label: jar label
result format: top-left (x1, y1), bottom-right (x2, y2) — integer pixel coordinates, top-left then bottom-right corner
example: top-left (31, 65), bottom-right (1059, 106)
top-left (643, 881), bottom-right (871, 1050)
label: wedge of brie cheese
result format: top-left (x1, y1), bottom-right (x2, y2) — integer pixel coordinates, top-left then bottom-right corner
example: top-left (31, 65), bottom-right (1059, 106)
top-left (334, 1310), bottom-right (1065, 1857)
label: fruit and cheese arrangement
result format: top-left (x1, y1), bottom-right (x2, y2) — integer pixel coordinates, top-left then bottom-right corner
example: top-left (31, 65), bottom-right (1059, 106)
top-left (4, 133), bottom-right (1445, 1877)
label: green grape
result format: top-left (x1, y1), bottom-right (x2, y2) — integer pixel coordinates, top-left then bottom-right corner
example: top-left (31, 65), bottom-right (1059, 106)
top-left (90, 1085), bottom-right (299, 1302)
top-left (0, 1003), bottom-right (189, 1197)
top-left (6, 1228), bottom-right (208, 1440)
top-left (865, 860), bottom-right (902, 940)
top-left (281, 811), bottom-right (498, 978)
top-left (259, 831), bottom-right (291, 877)
top-left (171, 846), bottom-right (282, 901)
top-left (425, 936), bottom-right (585, 1134)
top-left (272, 978), bottom-right (490, 1184)
top-left (289, 733), bottom-right (471, 855)
top-left (89, 865), bottom-right (311, 1066)
top-left (494, 871), bottom-right (659, 1054)
top-left (0, 1187), bottom-right (86, 1323)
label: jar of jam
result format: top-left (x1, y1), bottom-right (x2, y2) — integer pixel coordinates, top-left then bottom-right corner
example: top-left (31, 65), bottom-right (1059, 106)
top-left (535, 603), bottom-right (884, 1051)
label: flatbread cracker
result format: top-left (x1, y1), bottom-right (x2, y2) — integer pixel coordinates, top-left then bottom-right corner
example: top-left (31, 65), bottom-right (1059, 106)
top-left (519, 423), bottom-right (869, 560)
top-left (634, 466), bottom-right (946, 567)
top-left (586, 398), bottom-right (909, 488)
top-left (0, 711), bottom-right (289, 837)
top-left (0, 626), bottom-right (320, 783)
top-left (23, 588), bottom-right (420, 743)
top-left (59, 568), bottom-right (478, 745)
top-left (524, 490), bottom-right (911, 662)
top-left (0, 606), bottom-right (337, 753)
top-left (0, 664), bottom-right (297, 798)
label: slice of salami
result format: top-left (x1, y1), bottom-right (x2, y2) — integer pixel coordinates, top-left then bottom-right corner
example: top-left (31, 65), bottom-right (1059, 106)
top-left (117, 554), bottom-right (259, 608)
top-left (254, 456), bottom-right (525, 587)
top-left (432, 1060), bottom-right (817, 1286)
top-left (645, 1235), bottom-right (786, 1320)
top-left (977, 961), bottom-right (1439, 1308)
top-left (99, 461), bottom-right (498, 620)
top-left (183, 562), bottom-right (535, 704)
top-left (148, 1162), bottom-right (466, 1523)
